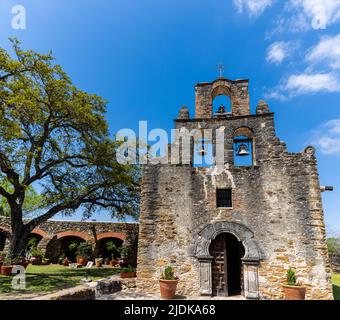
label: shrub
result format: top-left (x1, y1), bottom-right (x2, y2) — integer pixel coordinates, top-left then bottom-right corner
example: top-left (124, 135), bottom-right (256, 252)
top-left (119, 245), bottom-right (130, 259)
top-left (31, 247), bottom-right (44, 259)
top-left (106, 241), bottom-right (119, 260)
top-left (26, 237), bottom-right (38, 250)
top-left (161, 265), bottom-right (178, 281)
top-left (2, 257), bottom-right (16, 266)
top-left (327, 237), bottom-right (340, 255)
top-left (68, 241), bottom-right (80, 253)
top-left (77, 242), bottom-right (93, 260)
top-left (286, 268), bottom-right (297, 286)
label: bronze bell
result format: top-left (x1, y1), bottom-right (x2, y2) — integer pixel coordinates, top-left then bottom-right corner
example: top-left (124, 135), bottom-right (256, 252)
top-left (236, 144), bottom-right (250, 156)
top-left (198, 147), bottom-right (207, 157)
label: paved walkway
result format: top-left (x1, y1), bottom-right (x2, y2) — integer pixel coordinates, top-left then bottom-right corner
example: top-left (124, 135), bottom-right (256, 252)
top-left (96, 290), bottom-right (246, 300)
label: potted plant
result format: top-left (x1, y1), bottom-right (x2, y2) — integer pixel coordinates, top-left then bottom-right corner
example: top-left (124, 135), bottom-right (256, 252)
top-left (106, 241), bottom-right (119, 267)
top-left (42, 258), bottom-right (50, 265)
top-left (282, 268), bottom-right (306, 300)
top-left (95, 256), bottom-right (103, 267)
top-left (159, 265), bottom-right (179, 299)
top-left (120, 266), bottom-right (136, 278)
top-left (118, 245), bottom-right (129, 267)
top-left (63, 257), bottom-right (70, 267)
top-left (1, 258), bottom-right (13, 276)
top-left (30, 247), bottom-right (44, 265)
top-left (76, 242), bottom-right (93, 266)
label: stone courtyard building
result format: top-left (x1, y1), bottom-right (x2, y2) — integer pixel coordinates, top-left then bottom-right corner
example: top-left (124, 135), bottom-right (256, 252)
top-left (136, 77), bottom-right (334, 300)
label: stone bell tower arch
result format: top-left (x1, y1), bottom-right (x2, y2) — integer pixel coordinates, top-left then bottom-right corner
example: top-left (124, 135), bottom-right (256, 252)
top-left (195, 78), bottom-right (250, 119)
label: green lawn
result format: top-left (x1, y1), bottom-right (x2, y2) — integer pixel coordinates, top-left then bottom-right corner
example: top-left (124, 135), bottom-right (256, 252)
top-left (0, 264), bottom-right (122, 299)
top-left (333, 274), bottom-right (340, 300)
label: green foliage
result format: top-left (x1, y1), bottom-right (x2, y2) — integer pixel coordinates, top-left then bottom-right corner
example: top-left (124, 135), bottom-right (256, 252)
top-left (0, 177), bottom-right (43, 217)
top-left (1, 257), bottom-right (23, 265)
top-left (327, 237), bottom-right (340, 255)
top-left (161, 265), bottom-right (178, 281)
top-left (26, 237), bottom-right (38, 249)
top-left (286, 268), bottom-right (297, 286)
top-left (106, 241), bottom-right (119, 259)
top-left (119, 245), bottom-right (130, 259)
top-left (68, 241), bottom-right (80, 253)
top-left (30, 247), bottom-right (44, 259)
top-left (76, 242), bottom-right (93, 260)
top-left (0, 38), bottom-right (140, 258)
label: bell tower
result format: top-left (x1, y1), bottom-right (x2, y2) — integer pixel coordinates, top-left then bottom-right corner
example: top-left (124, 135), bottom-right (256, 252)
top-left (195, 78), bottom-right (250, 119)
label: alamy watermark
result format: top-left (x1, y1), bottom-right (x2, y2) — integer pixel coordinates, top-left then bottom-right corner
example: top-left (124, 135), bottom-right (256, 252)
top-left (116, 121), bottom-right (239, 173)
top-left (311, 4), bottom-right (327, 30)
top-left (11, 5), bottom-right (26, 30)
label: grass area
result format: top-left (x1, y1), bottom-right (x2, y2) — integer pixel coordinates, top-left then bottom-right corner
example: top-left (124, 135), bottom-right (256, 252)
top-left (0, 264), bottom-right (122, 297)
top-left (332, 274), bottom-right (340, 300)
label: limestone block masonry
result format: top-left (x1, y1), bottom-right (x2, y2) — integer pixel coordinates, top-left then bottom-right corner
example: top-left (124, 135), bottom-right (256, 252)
top-left (136, 77), bottom-right (334, 300)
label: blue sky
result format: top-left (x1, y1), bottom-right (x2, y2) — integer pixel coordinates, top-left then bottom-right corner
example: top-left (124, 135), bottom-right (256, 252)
top-left (0, 0), bottom-right (339, 234)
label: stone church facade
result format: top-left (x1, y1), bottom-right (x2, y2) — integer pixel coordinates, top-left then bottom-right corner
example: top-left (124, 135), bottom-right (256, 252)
top-left (136, 77), bottom-right (333, 300)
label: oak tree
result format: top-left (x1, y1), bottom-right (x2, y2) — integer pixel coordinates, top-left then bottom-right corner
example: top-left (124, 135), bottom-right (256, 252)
top-left (0, 39), bottom-right (139, 259)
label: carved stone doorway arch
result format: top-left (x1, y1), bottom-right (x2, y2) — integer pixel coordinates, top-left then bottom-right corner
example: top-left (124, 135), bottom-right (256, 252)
top-left (192, 221), bottom-right (262, 299)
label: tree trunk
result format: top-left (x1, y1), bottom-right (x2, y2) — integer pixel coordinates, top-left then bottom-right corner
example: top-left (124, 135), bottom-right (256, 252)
top-left (7, 205), bottom-right (28, 260)
top-left (6, 230), bottom-right (27, 259)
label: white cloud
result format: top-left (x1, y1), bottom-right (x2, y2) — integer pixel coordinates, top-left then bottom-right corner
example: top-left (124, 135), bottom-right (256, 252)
top-left (314, 137), bottom-right (340, 155)
top-left (266, 41), bottom-right (295, 64)
top-left (313, 119), bottom-right (340, 155)
top-left (266, 73), bottom-right (340, 100)
top-left (289, 0), bottom-right (340, 30)
top-left (325, 119), bottom-right (340, 134)
top-left (234, 0), bottom-right (273, 16)
top-left (306, 34), bottom-right (340, 70)
top-left (286, 73), bottom-right (340, 93)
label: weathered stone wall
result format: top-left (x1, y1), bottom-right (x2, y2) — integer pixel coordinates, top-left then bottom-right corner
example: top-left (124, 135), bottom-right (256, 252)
top-left (330, 253), bottom-right (340, 273)
top-left (0, 217), bottom-right (139, 266)
top-left (136, 77), bottom-right (333, 300)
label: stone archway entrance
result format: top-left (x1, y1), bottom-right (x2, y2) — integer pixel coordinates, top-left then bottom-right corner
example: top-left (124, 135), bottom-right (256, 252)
top-left (210, 233), bottom-right (245, 297)
top-left (193, 221), bottom-right (262, 299)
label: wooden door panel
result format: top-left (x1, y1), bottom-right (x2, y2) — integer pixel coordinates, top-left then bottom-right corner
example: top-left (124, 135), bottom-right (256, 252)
top-left (210, 236), bottom-right (227, 296)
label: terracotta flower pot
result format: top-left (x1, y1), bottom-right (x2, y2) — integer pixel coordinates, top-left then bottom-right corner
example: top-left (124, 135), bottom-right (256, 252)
top-left (1, 265), bottom-right (13, 276)
top-left (30, 257), bottom-right (42, 265)
top-left (77, 257), bottom-right (87, 266)
top-left (159, 279), bottom-right (178, 299)
top-left (95, 258), bottom-right (103, 267)
top-left (119, 259), bottom-right (128, 268)
top-left (120, 272), bottom-right (136, 279)
top-left (110, 260), bottom-right (119, 267)
top-left (283, 285), bottom-right (306, 300)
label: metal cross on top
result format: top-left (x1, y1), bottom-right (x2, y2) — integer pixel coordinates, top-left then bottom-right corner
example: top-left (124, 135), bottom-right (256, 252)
top-left (217, 64), bottom-right (225, 78)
